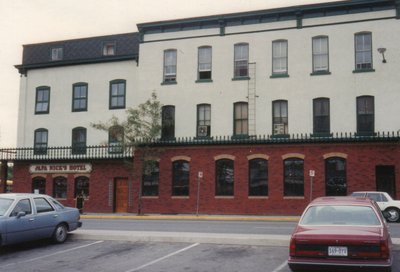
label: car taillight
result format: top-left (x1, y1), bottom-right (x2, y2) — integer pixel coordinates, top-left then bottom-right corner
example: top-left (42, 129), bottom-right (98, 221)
top-left (289, 238), bottom-right (296, 256)
top-left (380, 239), bottom-right (390, 259)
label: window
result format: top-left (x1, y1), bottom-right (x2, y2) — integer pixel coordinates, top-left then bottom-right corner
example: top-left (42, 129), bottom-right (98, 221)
top-left (272, 100), bottom-right (288, 136)
top-left (161, 106), bottom-right (175, 140)
top-left (163, 49), bottom-right (177, 83)
top-left (312, 36), bottom-right (329, 73)
top-left (325, 157), bottom-right (347, 196)
top-left (35, 86), bottom-right (50, 114)
top-left (355, 32), bottom-right (373, 70)
top-left (53, 176), bottom-right (67, 199)
top-left (357, 96), bottom-right (374, 135)
top-left (198, 46), bottom-right (212, 80)
top-left (249, 159), bottom-right (268, 196)
top-left (72, 127), bottom-right (87, 154)
top-left (34, 128), bottom-right (48, 155)
top-left (51, 47), bottom-right (63, 61)
top-left (284, 158), bottom-right (304, 196)
top-left (272, 40), bottom-right (288, 76)
top-left (234, 102), bottom-right (248, 136)
top-left (11, 199), bottom-right (32, 217)
top-left (109, 125), bottom-right (124, 153)
top-left (103, 42), bottom-right (116, 56)
top-left (74, 176), bottom-right (89, 198)
top-left (32, 177), bottom-right (46, 194)
top-left (234, 43), bottom-right (249, 78)
top-left (172, 160), bottom-right (190, 196)
top-left (197, 104), bottom-right (211, 137)
top-left (109, 80), bottom-right (126, 109)
top-left (215, 159), bottom-right (234, 196)
top-left (313, 98), bottom-right (330, 135)
top-left (142, 161), bottom-right (159, 196)
top-left (34, 197), bottom-right (54, 213)
top-left (72, 83), bottom-right (88, 112)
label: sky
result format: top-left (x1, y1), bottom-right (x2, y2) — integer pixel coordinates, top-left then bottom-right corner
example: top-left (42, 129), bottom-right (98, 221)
top-left (0, 0), bottom-right (332, 147)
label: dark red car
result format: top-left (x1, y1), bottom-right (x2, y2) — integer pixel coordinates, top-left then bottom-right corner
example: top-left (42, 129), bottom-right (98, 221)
top-left (288, 197), bottom-right (392, 272)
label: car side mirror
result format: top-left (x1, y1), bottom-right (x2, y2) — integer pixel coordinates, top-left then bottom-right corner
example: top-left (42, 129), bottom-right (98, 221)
top-left (16, 211), bottom-right (26, 218)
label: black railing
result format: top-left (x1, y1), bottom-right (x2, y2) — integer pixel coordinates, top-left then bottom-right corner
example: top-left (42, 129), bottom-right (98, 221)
top-left (1, 131), bottom-right (399, 161)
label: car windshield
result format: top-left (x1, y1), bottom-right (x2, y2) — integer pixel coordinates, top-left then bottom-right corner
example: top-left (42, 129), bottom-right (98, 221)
top-left (300, 205), bottom-right (381, 226)
top-left (0, 198), bottom-right (14, 216)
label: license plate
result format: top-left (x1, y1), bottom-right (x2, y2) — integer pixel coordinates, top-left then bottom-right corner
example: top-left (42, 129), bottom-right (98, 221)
top-left (328, 246), bottom-right (348, 256)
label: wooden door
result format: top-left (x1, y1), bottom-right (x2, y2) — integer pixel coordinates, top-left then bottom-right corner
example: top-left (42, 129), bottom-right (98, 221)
top-left (115, 178), bottom-right (129, 213)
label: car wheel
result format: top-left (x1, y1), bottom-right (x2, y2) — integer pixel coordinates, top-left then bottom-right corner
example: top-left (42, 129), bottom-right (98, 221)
top-left (385, 208), bottom-right (400, 223)
top-left (52, 224), bottom-right (68, 243)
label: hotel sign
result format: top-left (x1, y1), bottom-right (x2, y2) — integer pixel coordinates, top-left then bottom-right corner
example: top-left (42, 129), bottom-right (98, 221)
top-left (29, 163), bottom-right (92, 174)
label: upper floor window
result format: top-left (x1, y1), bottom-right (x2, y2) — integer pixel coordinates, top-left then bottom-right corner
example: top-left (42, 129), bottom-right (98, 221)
top-left (312, 36), bottom-right (329, 73)
top-left (109, 79), bottom-right (126, 109)
top-left (357, 95), bottom-right (374, 135)
top-left (51, 47), bottom-right (63, 61)
top-left (72, 83), bottom-right (88, 112)
top-left (108, 125), bottom-right (124, 153)
top-left (161, 105), bottom-right (175, 140)
top-left (103, 42), bottom-right (116, 56)
top-left (234, 102), bottom-right (248, 136)
top-left (325, 157), bottom-right (347, 196)
top-left (313, 98), bottom-right (330, 135)
top-left (249, 159), bottom-right (268, 196)
top-left (172, 160), bottom-right (190, 196)
top-left (34, 128), bottom-right (48, 155)
top-left (284, 158), bottom-right (304, 197)
top-left (355, 32), bottom-right (373, 71)
top-left (163, 49), bottom-right (177, 83)
top-left (35, 86), bottom-right (50, 114)
top-left (197, 104), bottom-right (211, 138)
top-left (72, 127), bottom-right (87, 155)
top-left (198, 46), bottom-right (212, 80)
top-left (272, 100), bottom-right (288, 136)
top-left (142, 161), bottom-right (160, 196)
top-left (215, 159), bottom-right (234, 196)
top-left (272, 40), bottom-right (288, 76)
top-left (234, 43), bottom-right (249, 78)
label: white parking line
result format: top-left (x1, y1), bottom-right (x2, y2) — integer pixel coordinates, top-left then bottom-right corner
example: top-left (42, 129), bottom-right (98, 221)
top-left (3, 240), bottom-right (104, 268)
top-left (125, 243), bottom-right (200, 272)
top-left (271, 260), bottom-right (288, 272)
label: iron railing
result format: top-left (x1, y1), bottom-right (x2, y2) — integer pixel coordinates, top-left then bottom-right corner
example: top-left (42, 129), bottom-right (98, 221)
top-left (1, 131), bottom-right (399, 161)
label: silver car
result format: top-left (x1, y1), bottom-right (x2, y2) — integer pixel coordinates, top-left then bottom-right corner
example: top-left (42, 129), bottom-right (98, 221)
top-left (0, 193), bottom-right (82, 246)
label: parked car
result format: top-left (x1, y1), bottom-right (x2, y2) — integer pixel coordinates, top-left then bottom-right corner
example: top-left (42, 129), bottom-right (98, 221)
top-left (0, 193), bottom-right (82, 246)
top-left (351, 191), bottom-right (400, 223)
top-left (288, 197), bottom-right (392, 272)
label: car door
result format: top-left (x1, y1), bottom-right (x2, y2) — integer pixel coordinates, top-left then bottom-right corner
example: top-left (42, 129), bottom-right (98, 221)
top-left (33, 197), bottom-right (60, 239)
top-left (4, 198), bottom-right (36, 245)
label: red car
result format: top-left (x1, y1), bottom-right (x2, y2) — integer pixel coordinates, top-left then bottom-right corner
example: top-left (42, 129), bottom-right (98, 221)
top-left (288, 197), bottom-right (392, 272)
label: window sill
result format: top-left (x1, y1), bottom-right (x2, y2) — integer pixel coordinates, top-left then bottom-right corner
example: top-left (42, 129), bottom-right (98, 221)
top-left (215, 196), bottom-right (234, 199)
top-left (271, 134), bottom-right (290, 139)
top-left (248, 196), bottom-right (269, 199)
top-left (195, 79), bottom-right (213, 83)
top-left (161, 81), bottom-right (177, 85)
top-left (171, 196), bottom-right (189, 199)
top-left (141, 196), bottom-right (159, 199)
top-left (270, 73), bottom-right (289, 79)
top-left (310, 71), bottom-right (331, 76)
top-left (109, 107), bottom-right (126, 110)
top-left (352, 68), bottom-right (375, 73)
top-left (283, 196), bottom-right (304, 200)
top-left (232, 76), bottom-right (250, 81)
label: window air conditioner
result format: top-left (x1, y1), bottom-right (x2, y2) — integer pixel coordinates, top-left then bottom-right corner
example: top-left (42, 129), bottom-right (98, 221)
top-left (273, 123), bottom-right (285, 135)
top-left (197, 125), bottom-right (209, 137)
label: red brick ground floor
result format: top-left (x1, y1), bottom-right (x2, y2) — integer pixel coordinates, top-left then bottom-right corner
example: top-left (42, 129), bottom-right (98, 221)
top-left (7, 141), bottom-right (400, 215)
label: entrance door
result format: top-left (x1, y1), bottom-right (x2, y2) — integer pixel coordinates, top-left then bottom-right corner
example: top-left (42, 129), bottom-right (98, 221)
top-left (376, 166), bottom-right (396, 199)
top-left (115, 178), bottom-right (129, 213)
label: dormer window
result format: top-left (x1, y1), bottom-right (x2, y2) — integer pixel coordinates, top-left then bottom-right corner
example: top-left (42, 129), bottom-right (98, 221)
top-left (51, 47), bottom-right (63, 61)
top-left (103, 42), bottom-right (116, 56)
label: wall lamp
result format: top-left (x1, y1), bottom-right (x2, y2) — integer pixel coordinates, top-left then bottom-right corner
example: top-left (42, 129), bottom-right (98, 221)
top-left (377, 48), bottom-right (387, 63)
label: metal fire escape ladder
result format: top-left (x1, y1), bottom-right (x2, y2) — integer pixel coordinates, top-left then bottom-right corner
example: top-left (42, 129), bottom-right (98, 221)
top-left (247, 62), bottom-right (257, 136)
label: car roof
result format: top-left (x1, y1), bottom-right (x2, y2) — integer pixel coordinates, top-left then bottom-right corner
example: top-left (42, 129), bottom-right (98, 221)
top-left (310, 196), bottom-right (375, 206)
top-left (0, 193), bottom-right (48, 199)
top-left (352, 191), bottom-right (386, 194)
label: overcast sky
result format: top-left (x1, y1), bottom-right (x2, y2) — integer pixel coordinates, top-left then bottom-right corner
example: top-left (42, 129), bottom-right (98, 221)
top-left (0, 0), bottom-right (332, 147)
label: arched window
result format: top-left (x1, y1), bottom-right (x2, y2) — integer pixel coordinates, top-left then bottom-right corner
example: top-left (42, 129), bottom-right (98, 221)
top-left (53, 176), bottom-right (67, 199)
top-left (32, 177), bottom-right (46, 194)
top-left (249, 159), bottom-right (268, 196)
top-left (284, 158), bottom-right (304, 196)
top-left (215, 159), bottom-right (234, 196)
top-left (74, 176), bottom-right (89, 198)
top-left (172, 160), bottom-right (190, 196)
top-left (72, 127), bottom-right (87, 154)
top-left (108, 125), bottom-right (124, 153)
top-left (325, 157), bottom-right (347, 196)
top-left (34, 128), bottom-right (48, 155)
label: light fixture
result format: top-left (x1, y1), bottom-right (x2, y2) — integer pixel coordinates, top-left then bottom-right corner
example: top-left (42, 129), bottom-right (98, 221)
top-left (377, 48), bottom-right (387, 63)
